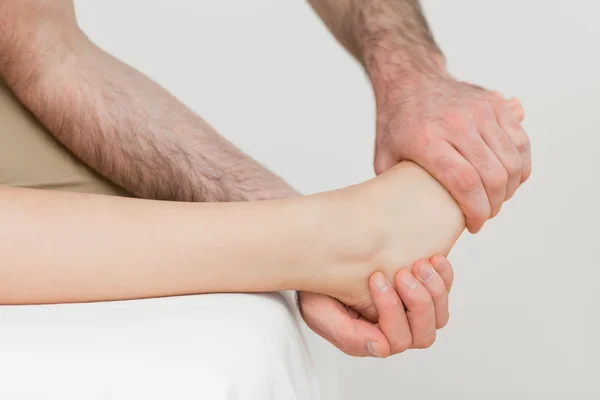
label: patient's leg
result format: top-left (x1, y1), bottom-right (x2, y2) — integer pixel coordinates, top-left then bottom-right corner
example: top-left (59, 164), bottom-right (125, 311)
top-left (0, 86), bottom-right (523, 310)
top-left (0, 81), bottom-right (320, 398)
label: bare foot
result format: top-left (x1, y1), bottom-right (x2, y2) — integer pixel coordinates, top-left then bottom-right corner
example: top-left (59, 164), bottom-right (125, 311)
top-left (315, 98), bottom-right (525, 320)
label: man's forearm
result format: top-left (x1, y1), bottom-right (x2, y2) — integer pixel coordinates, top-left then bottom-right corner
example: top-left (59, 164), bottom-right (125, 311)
top-left (308, 0), bottom-right (446, 81)
top-left (1, 15), bottom-right (296, 202)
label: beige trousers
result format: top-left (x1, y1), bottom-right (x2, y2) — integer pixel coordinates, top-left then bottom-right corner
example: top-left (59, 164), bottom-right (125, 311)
top-left (0, 81), bottom-right (130, 196)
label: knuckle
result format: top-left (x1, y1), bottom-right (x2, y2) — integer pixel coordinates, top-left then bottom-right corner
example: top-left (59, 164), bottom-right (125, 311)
top-left (339, 337), bottom-right (360, 357)
top-left (414, 332), bottom-right (437, 349)
top-left (487, 169), bottom-right (509, 191)
top-left (433, 151), bottom-right (457, 171)
top-left (516, 135), bottom-right (531, 154)
top-left (338, 341), bottom-right (354, 356)
top-left (505, 154), bottom-right (523, 177)
top-left (341, 348), bottom-right (355, 357)
top-left (467, 202), bottom-right (491, 226)
top-left (437, 317), bottom-right (449, 330)
top-left (393, 337), bottom-right (413, 354)
top-left (468, 216), bottom-right (488, 231)
top-left (455, 166), bottom-right (482, 194)
top-left (508, 116), bottom-right (524, 132)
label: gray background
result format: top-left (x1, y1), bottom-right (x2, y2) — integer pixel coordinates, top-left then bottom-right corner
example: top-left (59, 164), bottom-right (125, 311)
top-left (76, 0), bottom-right (599, 398)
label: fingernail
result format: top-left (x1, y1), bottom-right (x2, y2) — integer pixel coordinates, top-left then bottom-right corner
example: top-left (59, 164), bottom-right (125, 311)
top-left (418, 263), bottom-right (435, 282)
top-left (366, 341), bottom-right (383, 358)
top-left (373, 272), bottom-right (390, 293)
top-left (400, 273), bottom-right (418, 290)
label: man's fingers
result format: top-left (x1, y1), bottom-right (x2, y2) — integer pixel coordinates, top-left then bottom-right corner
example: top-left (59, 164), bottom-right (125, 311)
top-left (420, 141), bottom-right (490, 233)
top-left (394, 269), bottom-right (436, 349)
top-left (454, 131), bottom-right (508, 219)
top-left (369, 272), bottom-right (412, 355)
top-left (480, 121), bottom-right (522, 203)
top-left (412, 260), bottom-right (450, 329)
top-left (491, 92), bottom-right (525, 122)
top-left (430, 255), bottom-right (454, 293)
top-left (481, 94), bottom-right (525, 202)
top-left (490, 90), bottom-right (505, 100)
top-left (497, 105), bottom-right (532, 184)
top-left (482, 91), bottom-right (530, 198)
top-left (507, 98), bottom-right (525, 122)
top-left (298, 291), bottom-right (390, 358)
top-left (491, 93), bottom-right (530, 184)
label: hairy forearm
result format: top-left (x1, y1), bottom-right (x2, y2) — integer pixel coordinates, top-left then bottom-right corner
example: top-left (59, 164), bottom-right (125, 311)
top-left (0, 187), bottom-right (332, 305)
top-left (308, 0), bottom-right (446, 81)
top-left (2, 17), bottom-right (295, 202)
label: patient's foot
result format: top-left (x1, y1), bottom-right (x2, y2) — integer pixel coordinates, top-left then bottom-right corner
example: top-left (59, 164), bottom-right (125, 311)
top-left (316, 97), bottom-right (525, 317)
top-left (326, 160), bottom-right (465, 315)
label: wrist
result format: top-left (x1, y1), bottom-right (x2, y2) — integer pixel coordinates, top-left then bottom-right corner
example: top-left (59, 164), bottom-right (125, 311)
top-left (362, 35), bottom-right (450, 96)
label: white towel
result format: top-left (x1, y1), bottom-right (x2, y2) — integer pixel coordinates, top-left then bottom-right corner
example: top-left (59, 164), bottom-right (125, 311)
top-left (0, 292), bottom-right (321, 400)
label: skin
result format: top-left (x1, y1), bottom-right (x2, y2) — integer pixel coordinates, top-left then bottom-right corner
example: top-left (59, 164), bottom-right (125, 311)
top-left (306, 96), bottom-right (525, 357)
top-left (0, 102), bottom-right (522, 357)
top-left (0, 0), bottom-right (530, 358)
top-left (308, 0), bottom-right (532, 233)
top-left (0, 161), bottom-right (464, 312)
top-left (302, 255), bottom-right (455, 357)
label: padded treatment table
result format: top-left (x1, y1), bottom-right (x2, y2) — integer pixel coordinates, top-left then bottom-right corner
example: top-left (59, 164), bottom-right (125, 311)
top-left (0, 292), bottom-right (321, 399)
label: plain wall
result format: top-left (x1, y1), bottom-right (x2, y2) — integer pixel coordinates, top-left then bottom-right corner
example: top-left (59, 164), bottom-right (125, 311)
top-left (75, 0), bottom-right (600, 399)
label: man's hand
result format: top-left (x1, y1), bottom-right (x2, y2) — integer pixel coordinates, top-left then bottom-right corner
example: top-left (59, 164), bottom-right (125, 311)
top-left (299, 255), bottom-right (454, 357)
top-left (308, 0), bottom-right (532, 233)
top-left (373, 76), bottom-right (531, 233)
top-left (299, 96), bottom-right (525, 356)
